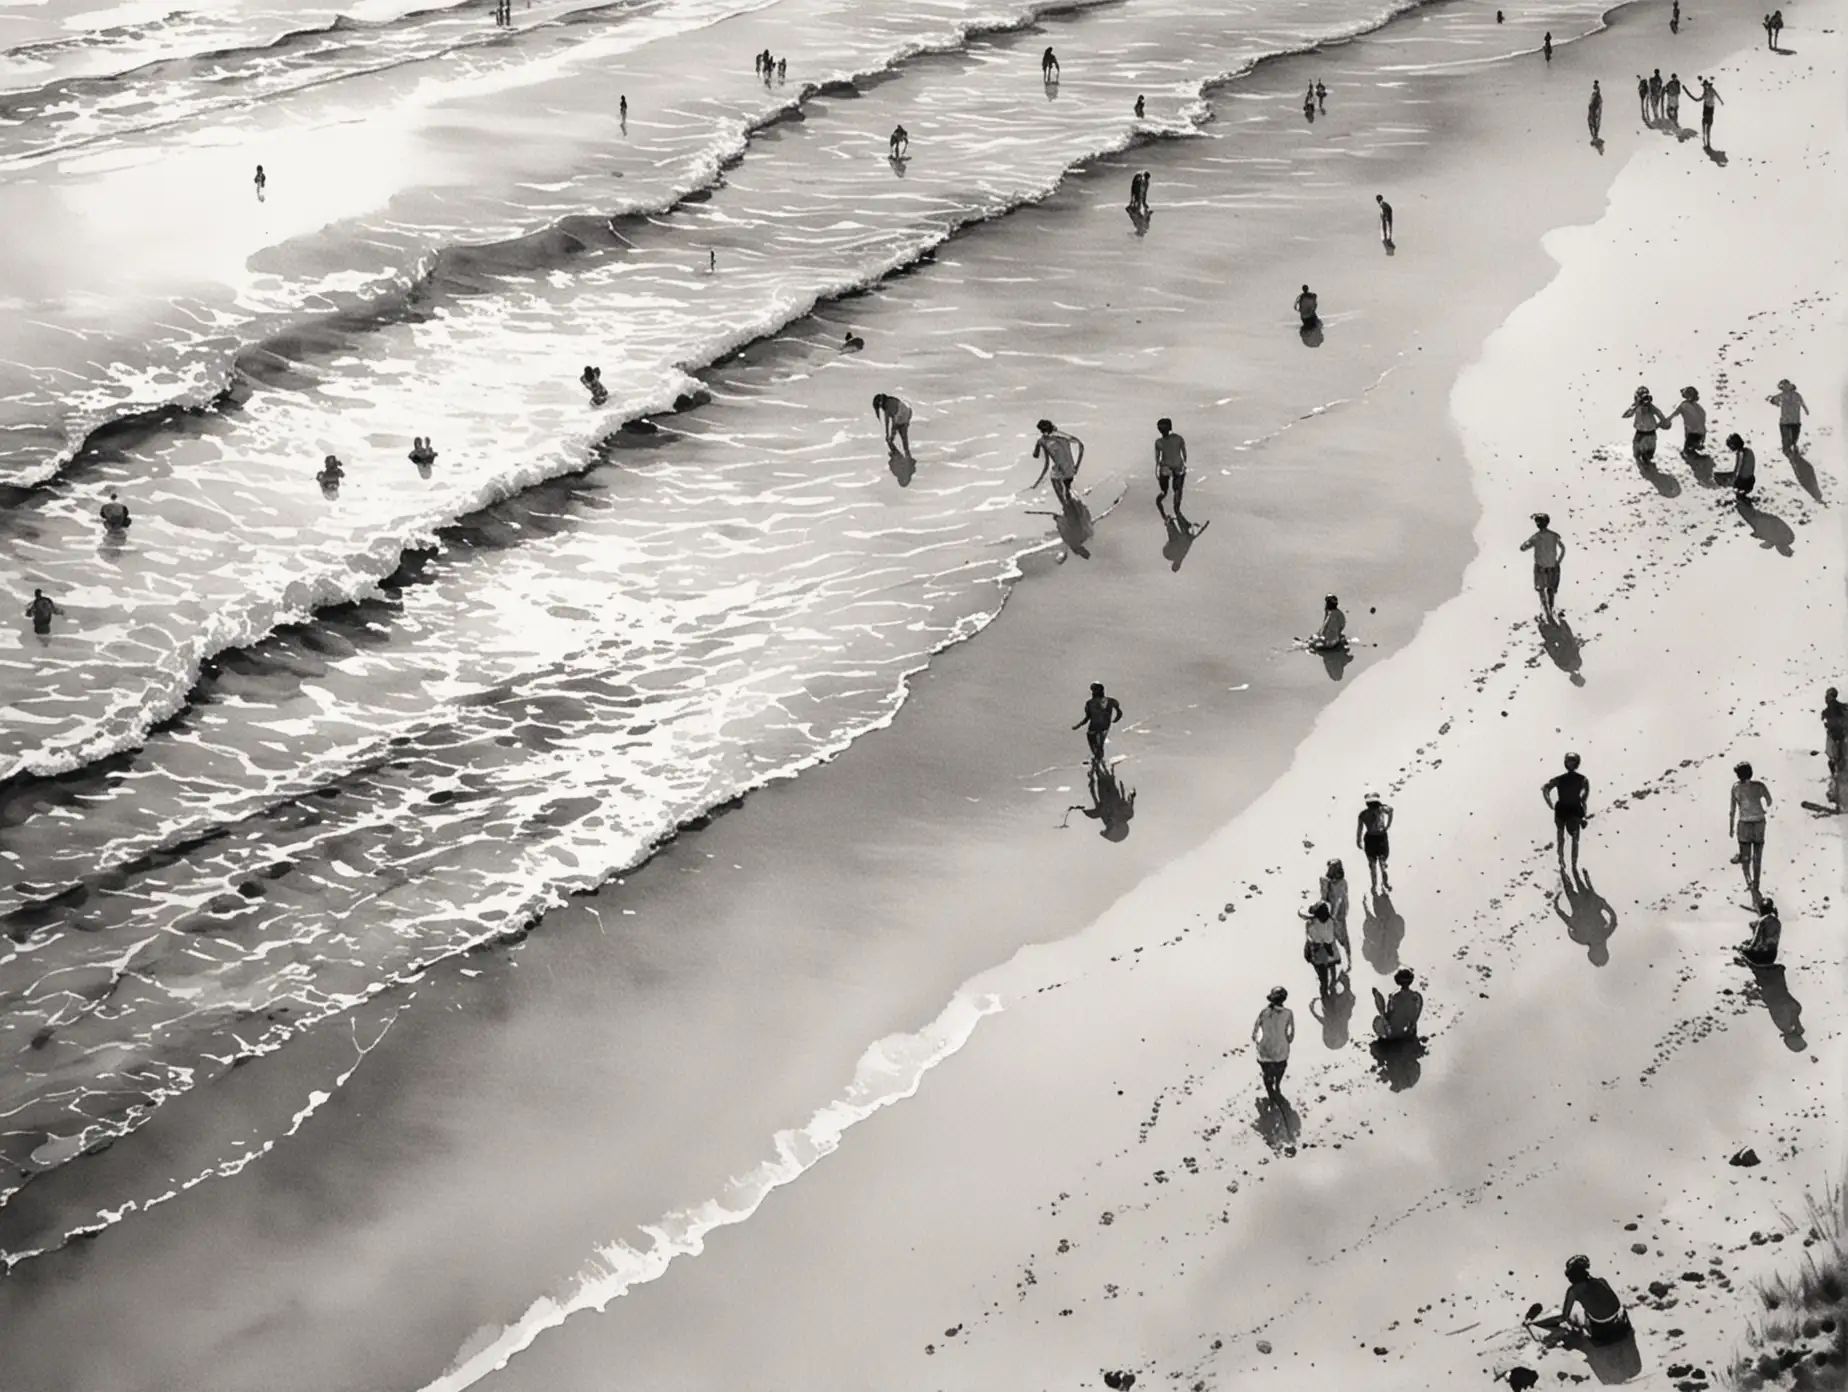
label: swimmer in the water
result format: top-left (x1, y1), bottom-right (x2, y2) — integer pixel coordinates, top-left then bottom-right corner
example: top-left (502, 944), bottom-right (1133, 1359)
top-left (24, 588), bottom-right (62, 634)
top-left (1134, 94), bottom-right (1145, 118)
top-left (409, 437), bottom-right (438, 465)
top-left (99, 489), bottom-right (131, 530)
top-left (842, 332), bottom-right (865, 352)
top-left (581, 365), bottom-right (609, 404)
top-left (254, 164), bottom-right (267, 199)
top-left (317, 454), bottom-right (345, 483)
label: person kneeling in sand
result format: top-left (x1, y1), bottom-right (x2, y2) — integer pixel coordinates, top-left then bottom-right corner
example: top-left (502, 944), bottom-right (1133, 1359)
top-left (872, 393), bottom-right (913, 459)
top-left (1310, 593), bottom-right (1346, 650)
top-left (1735, 898), bottom-right (1781, 967)
top-left (1372, 968), bottom-right (1422, 1041)
top-left (1533, 1256), bottom-right (1633, 1344)
top-left (1294, 284), bottom-right (1319, 327)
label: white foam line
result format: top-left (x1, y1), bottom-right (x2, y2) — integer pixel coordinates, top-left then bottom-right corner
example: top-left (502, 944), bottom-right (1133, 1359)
top-left (420, 988), bottom-right (1003, 1392)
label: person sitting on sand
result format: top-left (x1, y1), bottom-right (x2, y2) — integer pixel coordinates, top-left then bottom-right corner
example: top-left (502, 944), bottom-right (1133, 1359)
top-left (1357, 793), bottom-right (1394, 894)
top-left (99, 490), bottom-right (131, 531)
top-left (1587, 80), bottom-right (1602, 141)
top-left (1031, 419), bottom-right (1085, 508)
top-left (1311, 593), bottom-right (1346, 650)
top-left (24, 587), bottom-right (62, 634)
top-left (1252, 987), bottom-right (1294, 1100)
top-left (1372, 967), bottom-right (1423, 1041)
top-left (842, 331), bottom-right (865, 352)
top-left (408, 437), bottom-right (438, 465)
top-left (317, 454), bottom-right (345, 483)
top-left (1766, 379), bottom-right (1808, 451)
top-left (1153, 417), bottom-right (1187, 512)
top-left (1073, 682), bottom-right (1124, 766)
top-left (1662, 386), bottom-right (1706, 454)
top-left (1300, 901), bottom-right (1343, 996)
top-left (1520, 512), bottom-right (1565, 620)
top-left (1724, 432), bottom-right (1756, 500)
top-left (1534, 1256), bottom-right (1633, 1344)
top-left (1622, 386), bottom-right (1667, 465)
top-left (872, 393), bottom-right (914, 459)
top-left (1295, 284), bottom-right (1319, 326)
top-left (581, 365), bottom-right (609, 405)
top-left (889, 125), bottom-right (909, 159)
top-left (1735, 898), bottom-right (1781, 967)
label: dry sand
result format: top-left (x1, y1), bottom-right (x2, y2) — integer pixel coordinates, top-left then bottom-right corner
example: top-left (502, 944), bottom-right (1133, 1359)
top-left (473, 9), bottom-right (1847, 1391)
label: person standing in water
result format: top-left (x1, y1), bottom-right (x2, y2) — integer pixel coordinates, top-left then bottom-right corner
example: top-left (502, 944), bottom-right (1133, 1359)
top-left (1375, 193), bottom-right (1393, 243)
top-left (1822, 687), bottom-right (1846, 804)
top-left (1153, 417), bottom-right (1187, 512)
top-left (1252, 987), bottom-right (1295, 1101)
top-left (1671, 0), bottom-right (1680, 32)
top-left (1588, 80), bottom-right (1603, 141)
top-left (1315, 80), bottom-right (1327, 112)
top-left (872, 393), bottom-right (914, 459)
top-left (1623, 386), bottom-right (1667, 465)
top-left (1311, 593), bottom-right (1346, 650)
top-left (1663, 386), bottom-right (1707, 454)
top-left (1542, 752), bottom-right (1592, 878)
top-left (889, 124), bottom-right (909, 159)
top-left (1520, 512), bottom-right (1565, 620)
top-left (24, 588), bottom-right (61, 634)
top-left (99, 490), bottom-right (132, 530)
top-left (1728, 760), bottom-right (1772, 900)
top-left (1357, 793), bottom-right (1394, 894)
top-left (1128, 170), bottom-right (1151, 214)
top-left (1074, 682), bottom-right (1124, 766)
top-left (1543, 31), bottom-right (1553, 61)
top-left (619, 94), bottom-right (628, 124)
top-left (1724, 432), bottom-right (1757, 500)
top-left (1031, 419), bottom-right (1085, 508)
top-left (1295, 284), bottom-right (1319, 326)
top-left (1041, 46), bottom-right (1059, 80)
top-left (1766, 379), bottom-right (1808, 451)
top-left (254, 164), bottom-right (267, 200)
top-left (1694, 75), bottom-right (1722, 147)
top-left (1134, 94), bottom-right (1145, 118)
top-left (1302, 84), bottom-right (1316, 120)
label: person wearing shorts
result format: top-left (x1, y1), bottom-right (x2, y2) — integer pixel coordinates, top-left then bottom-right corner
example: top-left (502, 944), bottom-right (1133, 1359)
top-left (1153, 417), bottom-right (1187, 512)
top-left (1663, 386), bottom-right (1706, 455)
top-left (1623, 386), bottom-right (1667, 464)
top-left (1728, 760), bottom-right (1772, 900)
top-left (1031, 418), bottom-right (1084, 508)
top-left (1766, 379), bottom-right (1808, 452)
top-left (1356, 793), bottom-right (1394, 894)
top-left (1542, 752), bottom-right (1592, 878)
top-left (1520, 512), bottom-right (1566, 619)
top-left (1252, 987), bottom-right (1294, 1100)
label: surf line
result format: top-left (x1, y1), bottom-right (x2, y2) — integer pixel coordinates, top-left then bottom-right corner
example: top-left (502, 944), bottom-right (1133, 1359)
top-left (420, 988), bottom-right (1004, 1392)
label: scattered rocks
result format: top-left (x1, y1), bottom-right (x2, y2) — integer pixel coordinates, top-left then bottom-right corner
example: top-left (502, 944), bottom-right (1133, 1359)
top-left (1506, 1369), bottom-right (1540, 1392)
top-left (1729, 1147), bottom-right (1761, 1167)
top-left (1256, 1340), bottom-right (1272, 1355)
top-left (1103, 1373), bottom-right (1137, 1390)
top-left (1650, 1281), bottom-right (1675, 1298)
top-left (1632, 1242), bottom-right (1648, 1254)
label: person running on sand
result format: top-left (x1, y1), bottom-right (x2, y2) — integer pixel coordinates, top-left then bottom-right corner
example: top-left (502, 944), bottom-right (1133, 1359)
top-left (1587, 80), bottom-right (1603, 141)
top-left (1252, 987), bottom-right (1294, 1100)
top-left (872, 394), bottom-right (914, 459)
top-left (1542, 752), bottom-right (1592, 877)
top-left (1622, 386), bottom-right (1667, 464)
top-left (889, 125), bottom-right (909, 159)
top-left (1320, 857), bottom-right (1351, 958)
top-left (1031, 419), bottom-right (1084, 508)
top-left (1520, 512), bottom-right (1565, 620)
top-left (1543, 31), bottom-right (1553, 61)
top-left (1310, 593), bottom-right (1347, 651)
top-left (24, 588), bottom-right (61, 634)
top-left (1534, 1257), bottom-right (1634, 1344)
top-left (1766, 379), bottom-right (1808, 451)
top-left (1724, 432), bottom-right (1756, 500)
top-left (1648, 69), bottom-right (1664, 120)
top-left (1357, 793), bottom-right (1394, 894)
top-left (1735, 898), bottom-right (1781, 966)
top-left (1694, 76), bottom-right (1721, 146)
top-left (1823, 687), bottom-right (1846, 803)
top-left (99, 490), bottom-right (131, 530)
top-left (1662, 386), bottom-right (1707, 454)
top-left (1041, 46), bottom-right (1059, 80)
top-left (1074, 682), bottom-right (1124, 766)
top-left (1729, 760), bottom-right (1772, 899)
top-left (1300, 901), bottom-right (1343, 996)
top-left (1315, 80), bottom-right (1327, 112)
top-left (1375, 193), bottom-right (1393, 243)
top-left (1295, 284), bottom-right (1319, 326)
top-left (1372, 968), bottom-right (1423, 1041)
top-left (1153, 417), bottom-right (1187, 511)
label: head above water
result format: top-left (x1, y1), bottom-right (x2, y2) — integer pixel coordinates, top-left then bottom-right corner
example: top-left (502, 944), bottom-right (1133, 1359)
top-left (1564, 752), bottom-right (1581, 770)
top-left (1735, 761), bottom-right (1754, 779)
top-left (1267, 986), bottom-right (1288, 1004)
top-left (1037, 419), bottom-right (1056, 434)
top-left (1157, 417), bottom-right (1173, 434)
top-left (1726, 432), bottom-right (1746, 451)
top-left (1393, 968), bottom-right (1415, 986)
top-left (1565, 1255), bottom-right (1593, 1280)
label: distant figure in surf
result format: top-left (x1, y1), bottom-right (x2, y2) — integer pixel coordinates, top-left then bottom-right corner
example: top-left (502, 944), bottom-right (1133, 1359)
top-left (1822, 687), bottom-right (1846, 803)
top-left (1693, 75), bottom-right (1721, 146)
top-left (1356, 793), bottom-right (1393, 894)
top-left (1724, 432), bottom-right (1756, 500)
top-left (99, 489), bottom-right (132, 531)
top-left (317, 454), bottom-right (345, 485)
top-left (889, 124), bottom-right (909, 159)
top-left (1648, 68), bottom-right (1664, 120)
top-left (1635, 74), bottom-right (1650, 120)
top-left (1303, 84), bottom-right (1315, 120)
top-left (1543, 31), bottom-right (1553, 61)
top-left (1735, 898), bottom-right (1781, 966)
top-left (1520, 512), bottom-right (1565, 620)
top-left (1671, 0), bottom-right (1680, 32)
top-left (1664, 72), bottom-right (1682, 124)
top-left (1310, 593), bottom-right (1346, 651)
top-left (872, 393), bottom-right (914, 459)
top-left (708, 248), bottom-right (716, 273)
top-left (1295, 283), bottom-right (1319, 326)
top-left (776, 57), bottom-right (786, 82)
top-left (842, 331), bottom-right (864, 352)
top-left (409, 437), bottom-right (438, 466)
top-left (1128, 170), bottom-right (1152, 214)
top-left (1375, 193), bottom-right (1393, 243)
top-left (1073, 682), bottom-right (1124, 766)
top-left (1767, 379), bottom-right (1808, 451)
top-left (1495, 8), bottom-right (1504, 20)
top-left (24, 588), bottom-right (62, 635)
top-left (1134, 94), bottom-right (1145, 118)
top-left (254, 164), bottom-right (267, 201)
top-left (1372, 968), bottom-right (1423, 1041)
top-left (1728, 760), bottom-right (1773, 900)
top-left (1315, 80), bottom-right (1327, 112)
top-left (581, 365), bottom-right (609, 405)
top-left (1662, 385), bottom-right (1706, 454)
top-left (1031, 418), bottom-right (1085, 508)
top-left (1252, 987), bottom-right (1294, 1101)
top-left (1622, 386), bottom-right (1666, 465)
top-left (1041, 46), bottom-right (1060, 81)
top-left (1542, 752), bottom-right (1592, 878)
top-left (1587, 81), bottom-right (1602, 141)
top-left (1320, 858), bottom-right (1351, 958)
top-left (619, 94), bottom-right (627, 124)
top-left (1153, 417), bottom-right (1187, 512)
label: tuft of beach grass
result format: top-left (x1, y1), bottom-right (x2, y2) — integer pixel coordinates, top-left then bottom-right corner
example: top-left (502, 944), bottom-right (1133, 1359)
top-left (1723, 1179), bottom-right (1847, 1390)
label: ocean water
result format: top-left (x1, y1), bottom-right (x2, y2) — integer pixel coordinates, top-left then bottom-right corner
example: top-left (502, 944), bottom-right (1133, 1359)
top-left (0, 0), bottom-right (1613, 1256)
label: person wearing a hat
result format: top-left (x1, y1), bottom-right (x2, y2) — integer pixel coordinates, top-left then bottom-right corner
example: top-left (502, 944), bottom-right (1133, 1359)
top-left (1621, 386), bottom-right (1668, 465)
top-left (1310, 593), bottom-right (1347, 651)
top-left (1766, 379), bottom-right (1808, 451)
top-left (1356, 792), bottom-right (1394, 894)
top-left (1533, 1256), bottom-right (1632, 1343)
top-left (1371, 968), bottom-right (1423, 1041)
top-left (1519, 512), bottom-right (1566, 620)
top-left (1251, 988), bottom-right (1295, 1100)
top-left (1662, 385), bottom-right (1707, 456)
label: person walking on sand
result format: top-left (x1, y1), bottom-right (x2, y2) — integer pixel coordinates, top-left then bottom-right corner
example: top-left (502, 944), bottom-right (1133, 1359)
top-left (1671, 0), bottom-right (1680, 32)
top-left (1128, 170), bottom-right (1152, 214)
top-left (1372, 968), bottom-right (1423, 1041)
top-left (1252, 987), bottom-right (1295, 1101)
top-left (1587, 80), bottom-right (1603, 141)
top-left (1635, 74), bottom-right (1650, 121)
top-left (1648, 68), bottom-right (1664, 120)
top-left (1295, 284), bottom-right (1319, 326)
top-left (1074, 682), bottom-right (1124, 766)
top-left (1822, 687), bottom-right (1846, 804)
top-left (24, 588), bottom-right (62, 634)
top-left (1520, 512), bottom-right (1565, 620)
top-left (1310, 593), bottom-right (1347, 651)
top-left (1315, 80), bottom-right (1327, 112)
top-left (1302, 84), bottom-right (1315, 120)
top-left (872, 393), bottom-right (914, 459)
top-left (1694, 75), bottom-right (1721, 146)
top-left (1724, 432), bottom-right (1756, 501)
top-left (1770, 9), bottom-right (1784, 48)
top-left (1734, 898), bottom-right (1781, 967)
top-left (1542, 752), bottom-right (1592, 878)
top-left (1300, 901), bottom-right (1344, 996)
top-left (1766, 379), bottom-right (1808, 452)
top-left (254, 164), bottom-right (267, 200)
top-left (1543, 31), bottom-right (1553, 61)
top-left (1041, 46), bottom-right (1059, 81)
top-left (1320, 858), bottom-right (1351, 960)
top-left (1375, 193), bottom-right (1393, 243)
top-left (1622, 386), bottom-right (1667, 465)
top-left (1357, 793), bottom-right (1394, 894)
top-left (1729, 760), bottom-right (1772, 900)
top-left (99, 489), bottom-right (132, 531)
top-left (1031, 419), bottom-right (1085, 508)
top-left (1664, 72), bottom-right (1682, 124)
top-left (1663, 386), bottom-right (1707, 455)
top-left (1153, 417), bottom-right (1187, 512)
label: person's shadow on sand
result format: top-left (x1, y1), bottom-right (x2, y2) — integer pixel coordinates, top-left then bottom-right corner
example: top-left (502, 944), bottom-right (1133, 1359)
top-left (1311, 976), bottom-right (1355, 1050)
top-left (1705, 144), bottom-right (1728, 166)
top-left (1361, 891), bottom-right (1405, 974)
top-left (1737, 497), bottom-right (1795, 556)
top-left (1161, 512), bottom-right (1208, 572)
top-left (1784, 446), bottom-right (1822, 500)
top-left (1043, 76), bottom-right (1060, 101)
top-left (1383, 238), bottom-right (1396, 257)
top-left (1299, 321), bottom-right (1325, 349)
top-left (1683, 446), bottom-right (1719, 488)
top-left (1056, 497), bottom-right (1096, 558)
top-left (1537, 613), bottom-right (1585, 686)
top-left (1254, 1094), bottom-right (1301, 1154)
top-left (1554, 870), bottom-right (1617, 966)
top-left (887, 446), bottom-right (916, 487)
top-left (1067, 762), bottom-right (1136, 841)
top-left (1320, 643), bottom-right (1353, 681)
top-left (1369, 1036), bottom-right (1425, 1092)
top-left (1743, 963), bottom-right (1806, 1050)
top-left (1543, 1328), bottom-right (1645, 1385)
top-left (1590, 136), bottom-right (1606, 155)
top-left (1636, 456), bottom-right (1680, 497)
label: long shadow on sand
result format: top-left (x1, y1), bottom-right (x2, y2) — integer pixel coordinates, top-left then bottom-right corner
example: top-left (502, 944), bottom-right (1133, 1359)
top-left (1361, 891), bottom-right (1405, 974)
top-left (1299, 321), bottom-right (1324, 348)
top-left (1055, 498), bottom-right (1096, 558)
top-left (1064, 762), bottom-right (1136, 841)
top-left (1636, 454), bottom-right (1681, 497)
top-left (1742, 963), bottom-right (1806, 1050)
top-left (1705, 144), bottom-right (1728, 166)
top-left (1160, 511), bottom-right (1207, 572)
top-left (1310, 976), bottom-right (1356, 1049)
top-left (886, 447), bottom-right (915, 487)
top-left (1737, 497), bottom-right (1795, 555)
top-left (1254, 1094), bottom-right (1301, 1154)
top-left (1320, 644), bottom-right (1353, 681)
top-left (1554, 870), bottom-right (1617, 966)
top-left (1368, 1036), bottom-right (1425, 1092)
top-left (1538, 613), bottom-right (1585, 686)
top-left (1683, 446), bottom-right (1720, 488)
top-left (1785, 447), bottom-right (1822, 500)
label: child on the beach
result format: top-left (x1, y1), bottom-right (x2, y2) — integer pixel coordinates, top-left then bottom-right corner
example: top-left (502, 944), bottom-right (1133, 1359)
top-left (1662, 386), bottom-right (1706, 454)
top-left (1766, 379), bottom-right (1808, 451)
top-left (1724, 432), bottom-right (1756, 500)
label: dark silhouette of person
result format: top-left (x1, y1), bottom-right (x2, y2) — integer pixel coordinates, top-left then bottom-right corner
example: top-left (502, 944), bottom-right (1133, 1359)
top-left (1554, 870), bottom-right (1617, 966)
top-left (1068, 762), bottom-right (1137, 840)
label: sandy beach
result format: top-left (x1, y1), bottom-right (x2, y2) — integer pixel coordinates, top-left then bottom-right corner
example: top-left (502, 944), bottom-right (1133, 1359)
top-left (0, 0), bottom-right (1839, 1386)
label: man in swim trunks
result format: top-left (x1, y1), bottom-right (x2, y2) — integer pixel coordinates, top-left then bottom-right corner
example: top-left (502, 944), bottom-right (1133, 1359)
top-left (1031, 419), bottom-right (1085, 508)
top-left (1587, 80), bottom-right (1602, 141)
top-left (1356, 793), bottom-right (1394, 894)
top-left (1622, 386), bottom-right (1666, 464)
top-left (1315, 80), bottom-right (1327, 112)
top-left (1728, 760), bottom-right (1772, 900)
top-left (1664, 72), bottom-right (1682, 124)
top-left (1542, 752), bottom-right (1592, 878)
top-left (1252, 987), bottom-right (1294, 1100)
top-left (1822, 687), bottom-right (1846, 804)
top-left (1662, 386), bottom-right (1706, 455)
top-left (1073, 682), bottom-right (1124, 766)
top-left (872, 393), bottom-right (914, 459)
top-left (1766, 379), bottom-right (1808, 452)
top-left (99, 490), bottom-right (131, 530)
top-left (1153, 417), bottom-right (1187, 512)
top-left (24, 588), bottom-right (61, 634)
top-left (1371, 968), bottom-right (1423, 1041)
top-left (1519, 512), bottom-right (1565, 620)
top-left (1295, 284), bottom-right (1319, 326)
top-left (1693, 76), bottom-right (1721, 147)
top-left (1534, 1256), bottom-right (1633, 1344)
top-left (1375, 193), bottom-right (1393, 243)
top-left (889, 125), bottom-right (909, 159)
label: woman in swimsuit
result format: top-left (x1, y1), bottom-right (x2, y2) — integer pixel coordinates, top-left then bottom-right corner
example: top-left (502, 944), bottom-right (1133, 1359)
top-left (1622, 386), bottom-right (1667, 464)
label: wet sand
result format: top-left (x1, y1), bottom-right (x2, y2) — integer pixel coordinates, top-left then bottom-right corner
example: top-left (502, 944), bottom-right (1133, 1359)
top-left (0, 1), bottom-right (1836, 1389)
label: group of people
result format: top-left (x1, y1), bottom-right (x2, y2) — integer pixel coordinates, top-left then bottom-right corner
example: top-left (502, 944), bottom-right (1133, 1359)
top-left (1760, 9), bottom-right (1787, 48)
top-left (1300, 80), bottom-right (1328, 119)
top-left (1614, 378), bottom-right (1806, 501)
top-left (753, 50), bottom-right (787, 83)
top-left (490, 0), bottom-right (518, 27)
